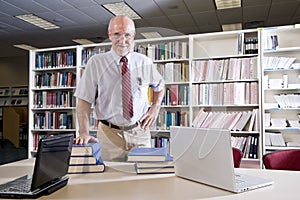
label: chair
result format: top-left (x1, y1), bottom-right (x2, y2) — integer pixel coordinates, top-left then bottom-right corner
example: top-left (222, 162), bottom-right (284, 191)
top-left (263, 149), bottom-right (300, 171)
top-left (232, 147), bottom-right (243, 168)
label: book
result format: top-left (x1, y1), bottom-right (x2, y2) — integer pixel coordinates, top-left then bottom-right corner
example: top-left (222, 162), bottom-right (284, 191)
top-left (135, 166), bottom-right (174, 174)
top-left (127, 147), bottom-right (167, 162)
top-left (68, 161), bottom-right (105, 174)
top-left (170, 84), bottom-right (178, 105)
top-left (69, 155), bottom-right (102, 165)
top-left (135, 153), bottom-right (174, 168)
top-left (71, 142), bottom-right (101, 156)
top-left (266, 132), bottom-right (286, 147)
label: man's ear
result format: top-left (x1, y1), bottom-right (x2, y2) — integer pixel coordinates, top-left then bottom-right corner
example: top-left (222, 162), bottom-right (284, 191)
top-left (107, 31), bottom-right (112, 41)
top-left (132, 31), bottom-right (136, 39)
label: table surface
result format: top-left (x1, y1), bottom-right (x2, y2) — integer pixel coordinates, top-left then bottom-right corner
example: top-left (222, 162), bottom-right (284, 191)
top-left (0, 158), bottom-right (299, 200)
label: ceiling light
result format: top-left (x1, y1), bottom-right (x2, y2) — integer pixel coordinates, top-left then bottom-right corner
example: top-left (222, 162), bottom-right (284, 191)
top-left (72, 39), bottom-right (95, 45)
top-left (15, 14), bottom-right (60, 30)
top-left (13, 44), bottom-right (37, 50)
top-left (102, 2), bottom-right (141, 20)
top-left (222, 23), bottom-right (242, 31)
top-left (215, 0), bottom-right (241, 9)
top-left (140, 32), bottom-right (162, 39)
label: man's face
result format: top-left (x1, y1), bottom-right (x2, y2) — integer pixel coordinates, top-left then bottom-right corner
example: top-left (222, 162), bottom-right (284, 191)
top-left (108, 21), bottom-right (136, 56)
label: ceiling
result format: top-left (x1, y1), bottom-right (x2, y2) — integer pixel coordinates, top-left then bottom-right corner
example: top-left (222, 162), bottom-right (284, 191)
top-left (0, 0), bottom-right (300, 58)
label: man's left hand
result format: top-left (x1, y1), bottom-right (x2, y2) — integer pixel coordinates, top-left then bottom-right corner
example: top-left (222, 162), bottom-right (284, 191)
top-left (139, 104), bottom-right (160, 129)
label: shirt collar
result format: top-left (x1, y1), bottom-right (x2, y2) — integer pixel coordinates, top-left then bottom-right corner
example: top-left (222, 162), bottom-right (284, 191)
top-left (110, 49), bottom-right (132, 65)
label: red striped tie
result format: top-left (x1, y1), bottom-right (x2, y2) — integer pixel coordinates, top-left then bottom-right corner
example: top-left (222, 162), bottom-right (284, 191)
top-left (121, 56), bottom-right (133, 120)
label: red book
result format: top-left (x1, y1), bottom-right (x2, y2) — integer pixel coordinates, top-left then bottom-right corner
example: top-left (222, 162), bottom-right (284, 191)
top-left (170, 85), bottom-right (178, 106)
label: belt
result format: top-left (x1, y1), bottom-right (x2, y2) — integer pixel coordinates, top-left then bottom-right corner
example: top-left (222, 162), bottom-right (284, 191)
top-left (99, 120), bottom-right (139, 131)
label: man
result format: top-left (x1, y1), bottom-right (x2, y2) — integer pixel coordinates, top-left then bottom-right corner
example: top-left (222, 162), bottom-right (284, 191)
top-left (74, 15), bottom-right (165, 161)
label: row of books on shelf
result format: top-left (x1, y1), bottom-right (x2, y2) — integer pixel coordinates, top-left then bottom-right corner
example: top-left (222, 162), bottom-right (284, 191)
top-left (11, 88), bottom-right (28, 96)
top-left (33, 112), bottom-right (73, 130)
top-left (264, 132), bottom-right (287, 147)
top-left (192, 108), bottom-right (260, 131)
top-left (31, 133), bottom-right (72, 150)
top-left (34, 72), bottom-right (76, 88)
top-left (35, 51), bottom-right (76, 69)
top-left (243, 37), bottom-right (259, 54)
top-left (0, 88), bottom-right (10, 96)
top-left (262, 56), bottom-right (296, 70)
top-left (263, 74), bottom-right (300, 90)
top-left (264, 113), bottom-right (300, 128)
top-left (88, 111), bottom-right (100, 131)
top-left (191, 57), bottom-right (258, 82)
top-left (151, 136), bottom-right (169, 149)
top-left (263, 34), bottom-right (278, 50)
top-left (33, 91), bottom-right (76, 108)
top-left (231, 135), bottom-right (259, 159)
top-left (263, 75), bottom-right (289, 89)
top-left (134, 41), bottom-right (188, 61)
top-left (127, 147), bottom-right (174, 174)
top-left (81, 47), bottom-right (107, 65)
top-left (265, 131), bottom-right (300, 148)
top-left (273, 93), bottom-right (300, 108)
top-left (0, 98), bottom-right (28, 106)
top-left (154, 111), bottom-right (188, 130)
top-left (191, 82), bottom-right (258, 105)
top-left (0, 87), bottom-right (28, 96)
top-left (163, 85), bottom-right (189, 106)
top-left (156, 62), bottom-right (189, 83)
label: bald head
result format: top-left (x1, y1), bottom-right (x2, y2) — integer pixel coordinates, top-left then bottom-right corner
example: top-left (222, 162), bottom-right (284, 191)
top-left (108, 15), bottom-right (135, 33)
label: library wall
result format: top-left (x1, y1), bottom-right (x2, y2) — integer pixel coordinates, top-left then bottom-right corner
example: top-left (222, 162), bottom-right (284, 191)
top-left (0, 55), bottom-right (29, 86)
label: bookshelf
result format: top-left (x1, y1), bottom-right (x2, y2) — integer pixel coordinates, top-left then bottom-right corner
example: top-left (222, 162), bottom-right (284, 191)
top-left (261, 25), bottom-right (300, 154)
top-left (26, 25), bottom-right (300, 167)
top-left (0, 85), bottom-right (28, 147)
top-left (28, 46), bottom-right (77, 156)
top-left (190, 29), bottom-right (262, 168)
top-left (134, 36), bottom-right (190, 148)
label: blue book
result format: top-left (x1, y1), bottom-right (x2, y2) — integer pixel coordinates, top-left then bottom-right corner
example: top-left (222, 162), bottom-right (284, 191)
top-left (135, 153), bottom-right (174, 168)
top-left (127, 147), bottom-right (167, 162)
top-left (71, 142), bottom-right (101, 156)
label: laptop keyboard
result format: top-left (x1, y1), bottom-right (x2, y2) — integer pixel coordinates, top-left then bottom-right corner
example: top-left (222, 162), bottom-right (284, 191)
top-left (0, 175), bottom-right (32, 193)
top-left (235, 174), bottom-right (248, 188)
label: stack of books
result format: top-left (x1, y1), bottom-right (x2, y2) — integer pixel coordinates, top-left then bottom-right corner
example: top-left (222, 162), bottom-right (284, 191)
top-left (68, 142), bottom-right (105, 174)
top-left (127, 147), bottom-right (174, 174)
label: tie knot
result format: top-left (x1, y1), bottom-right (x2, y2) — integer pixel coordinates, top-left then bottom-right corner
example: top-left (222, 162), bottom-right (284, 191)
top-left (120, 56), bottom-right (128, 63)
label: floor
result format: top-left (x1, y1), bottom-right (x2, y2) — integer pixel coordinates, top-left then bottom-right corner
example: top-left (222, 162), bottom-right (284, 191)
top-left (0, 138), bottom-right (28, 165)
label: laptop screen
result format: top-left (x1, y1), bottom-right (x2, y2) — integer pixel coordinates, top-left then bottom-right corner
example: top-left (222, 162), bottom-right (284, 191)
top-left (170, 126), bottom-right (237, 191)
top-left (31, 134), bottom-right (73, 191)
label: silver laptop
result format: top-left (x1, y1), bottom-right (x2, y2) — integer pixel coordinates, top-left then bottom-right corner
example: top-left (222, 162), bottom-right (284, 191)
top-left (170, 126), bottom-right (273, 193)
top-left (0, 134), bottom-right (73, 199)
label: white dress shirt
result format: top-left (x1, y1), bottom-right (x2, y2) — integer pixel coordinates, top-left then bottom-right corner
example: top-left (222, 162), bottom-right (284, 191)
top-left (75, 49), bottom-right (165, 126)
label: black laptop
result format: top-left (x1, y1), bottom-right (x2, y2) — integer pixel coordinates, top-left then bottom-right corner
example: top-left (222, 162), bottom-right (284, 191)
top-left (0, 133), bottom-right (73, 199)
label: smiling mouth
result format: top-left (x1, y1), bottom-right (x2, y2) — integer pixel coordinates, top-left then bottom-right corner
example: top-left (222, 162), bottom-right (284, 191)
top-left (117, 44), bottom-right (128, 48)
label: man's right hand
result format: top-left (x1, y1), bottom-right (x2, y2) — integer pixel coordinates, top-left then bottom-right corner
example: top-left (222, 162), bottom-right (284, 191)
top-left (74, 134), bottom-right (99, 144)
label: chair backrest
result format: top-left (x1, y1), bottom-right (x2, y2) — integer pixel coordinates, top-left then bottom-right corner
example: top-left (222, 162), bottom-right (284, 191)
top-left (232, 147), bottom-right (243, 168)
top-left (263, 149), bottom-right (300, 171)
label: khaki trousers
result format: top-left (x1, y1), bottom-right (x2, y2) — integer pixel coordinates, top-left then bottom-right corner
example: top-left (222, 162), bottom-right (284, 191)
top-left (97, 122), bottom-right (151, 162)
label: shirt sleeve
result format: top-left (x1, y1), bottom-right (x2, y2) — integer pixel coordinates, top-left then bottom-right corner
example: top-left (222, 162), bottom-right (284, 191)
top-left (74, 56), bottom-right (98, 104)
top-left (150, 63), bottom-right (165, 92)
